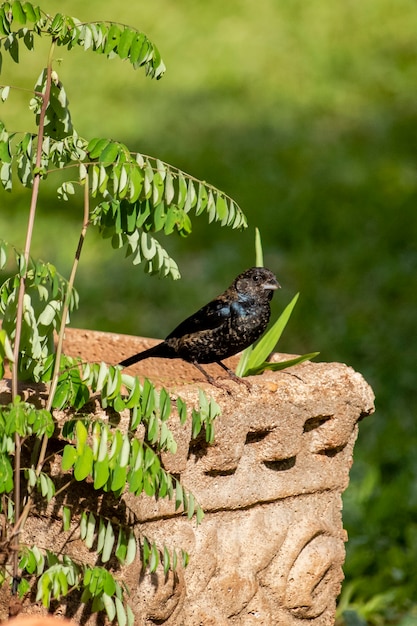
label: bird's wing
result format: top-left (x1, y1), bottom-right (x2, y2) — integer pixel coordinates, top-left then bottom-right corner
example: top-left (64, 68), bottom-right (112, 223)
top-left (165, 298), bottom-right (230, 339)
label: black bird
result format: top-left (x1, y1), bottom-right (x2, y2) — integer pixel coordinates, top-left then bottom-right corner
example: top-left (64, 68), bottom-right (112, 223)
top-left (119, 267), bottom-right (280, 387)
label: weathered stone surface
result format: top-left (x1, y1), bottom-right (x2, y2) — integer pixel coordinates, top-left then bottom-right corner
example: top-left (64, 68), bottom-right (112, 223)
top-left (4, 617), bottom-right (74, 625)
top-left (0, 329), bottom-right (375, 625)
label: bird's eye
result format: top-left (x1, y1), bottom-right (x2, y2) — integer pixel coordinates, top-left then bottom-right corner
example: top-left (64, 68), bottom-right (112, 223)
top-left (252, 274), bottom-right (260, 282)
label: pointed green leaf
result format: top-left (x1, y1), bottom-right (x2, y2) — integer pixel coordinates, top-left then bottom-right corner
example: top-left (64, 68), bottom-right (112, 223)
top-left (159, 387), bottom-right (171, 421)
top-left (99, 141), bottom-right (119, 166)
top-left (125, 530), bottom-right (137, 566)
top-left (74, 446), bottom-right (93, 481)
top-left (186, 492), bottom-right (195, 520)
top-left (177, 397), bottom-right (187, 424)
top-left (184, 180), bottom-right (196, 213)
top-left (104, 23), bottom-right (121, 55)
top-left (93, 458), bottom-right (110, 490)
top-left (175, 482), bottom-right (183, 511)
top-left (80, 510), bottom-right (88, 540)
top-left (125, 377), bottom-right (141, 410)
top-left (88, 137), bottom-right (110, 158)
top-left (245, 293), bottom-right (299, 370)
top-left (85, 512), bottom-right (96, 548)
top-left (23, 2), bottom-right (40, 22)
top-left (61, 444), bottom-right (77, 470)
top-left (195, 182), bottom-right (208, 216)
top-left (0, 85), bottom-right (10, 101)
top-left (62, 505), bottom-right (71, 531)
top-left (102, 593), bottom-right (116, 622)
top-left (96, 516), bottom-right (106, 554)
top-left (126, 604), bottom-right (135, 626)
top-left (215, 194), bottom-right (228, 220)
top-left (143, 162), bottom-right (153, 197)
top-left (164, 169), bottom-right (175, 204)
top-left (129, 32), bottom-right (145, 65)
top-left (115, 596), bottom-right (127, 626)
top-left (136, 39), bottom-right (151, 66)
top-left (177, 173), bottom-right (187, 208)
top-left (196, 505), bottom-right (205, 525)
top-left (244, 352), bottom-right (320, 377)
top-left (5, 33), bottom-right (19, 63)
top-left (12, 1), bottom-right (26, 24)
top-left (101, 520), bottom-right (115, 563)
top-left (152, 201), bottom-right (165, 231)
top-left (118, 27), bottom-right (136, 58)
top-left (110, 463), bottom-right (127, 492)
top-left (149, 542), bottom-right (159, 573)
top-left (142, 536), bottom-right (150, 568)
top-left (115, 527), bottom-right (127, 563)
top-left (128, 164), bottom-right (144, 202)
top-left (95, 361), bottom-right (109, 393)
top-left (163, 545), bottom-right (170, 576)
top-left (254, 227), bottom-right (264, 267)
top-left (181, 549), bottom-right (189, 568)
top-left (76, 420), bottom-right (88, 450)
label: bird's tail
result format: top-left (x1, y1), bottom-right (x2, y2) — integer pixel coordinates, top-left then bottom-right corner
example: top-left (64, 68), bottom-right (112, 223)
top-left (119, 342), bottom-right (172, 368)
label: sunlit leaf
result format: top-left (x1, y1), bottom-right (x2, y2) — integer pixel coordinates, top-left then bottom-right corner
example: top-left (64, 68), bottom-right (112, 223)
top-left (243, 293), bottom-right (300, 373)
top-left (62, 505), bottom-right (71, 531)
top-left (149, 542), bottom-right (159, 573)
top-left (104, 23), bottom-right (121, 56)
top-left (61, 445), bottom-right (77, 471)
top-left (101, 521), bottom-right (115, 563)
top-left (125, 531), bottom-right (137, 566)
top-left (118, 27), bottom-right (135, 58)
top-left (115, 596), bottom-right (127, 626)
top-left (93, 458), bottom-right (110, 490)
top-left (85, 512), bottom-right (96, 548)
top-left (254, 227), bottom-right (264, 266)
top-left (243, 352), bottom-right (320, 377)
top-left (74, 446), bottom-right (93, 481)
top-left (99, 141), bottom-right (119, 166)
top-left (102, 592), bottom-right (116, 622)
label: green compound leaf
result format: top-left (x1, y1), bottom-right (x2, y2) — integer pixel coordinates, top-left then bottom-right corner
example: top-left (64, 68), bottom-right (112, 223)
top-left (86, 145), bottom-right (247, 278)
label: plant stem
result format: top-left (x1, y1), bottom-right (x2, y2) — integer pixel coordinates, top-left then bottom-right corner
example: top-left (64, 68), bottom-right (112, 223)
top-left (12, 49), bottom-right (55, 399)
top-left (11, 434), bottom-right (21, 588)
top-left (10, 42), bottom-right (55, 588)
top-left (12, 178), bottom-right (90, 538)
top-left (46, 173), bottom-right (90, 415)
top-left (34, 174), bottom-right (90, 476)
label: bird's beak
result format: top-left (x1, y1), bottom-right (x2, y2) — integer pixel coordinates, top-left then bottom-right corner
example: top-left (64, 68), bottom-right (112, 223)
top-left (263, 280), bottom-right (281, 291)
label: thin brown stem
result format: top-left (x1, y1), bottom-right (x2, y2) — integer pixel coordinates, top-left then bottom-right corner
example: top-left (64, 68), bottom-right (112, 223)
top-left (12, 49), bottom-right (55, 399)
top-left (35, 173), bottom-right (90, 475)
top-left (10, 42), bottom-right (56, 588)
top-left (46, 174), bottom-right (90, 414)
top-left (11, 435), bottom-right (21, 586)
top-left (14, 178), bottom-right (90, 537)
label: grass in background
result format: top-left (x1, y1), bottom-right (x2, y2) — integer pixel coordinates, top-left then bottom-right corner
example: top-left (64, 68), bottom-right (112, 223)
top-left (1, 1), bottom-right (417, 622)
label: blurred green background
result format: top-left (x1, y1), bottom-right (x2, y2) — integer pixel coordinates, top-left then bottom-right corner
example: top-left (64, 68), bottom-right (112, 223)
top-left (1, 1), bottom-right (417, 623)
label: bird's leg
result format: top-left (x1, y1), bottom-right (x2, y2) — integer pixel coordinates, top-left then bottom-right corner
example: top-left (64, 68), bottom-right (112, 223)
top-left (190, 361), bottom-right (251, 392)
top-left (191, 361), bottom-right (232, 393)
top-left (216, 361), bottom-right (252, 391)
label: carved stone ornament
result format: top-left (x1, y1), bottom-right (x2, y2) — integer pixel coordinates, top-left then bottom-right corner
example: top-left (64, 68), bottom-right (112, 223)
top-left (0, 329), bottom-right (375, 625)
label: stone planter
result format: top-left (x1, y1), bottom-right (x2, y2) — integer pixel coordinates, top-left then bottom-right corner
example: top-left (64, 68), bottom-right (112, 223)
top-left (0, 328), bottom-right (374, 625)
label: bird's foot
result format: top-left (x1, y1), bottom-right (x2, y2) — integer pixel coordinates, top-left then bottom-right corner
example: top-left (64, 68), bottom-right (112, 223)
top-left (218, 361), bottom-right (252, 391)
top-left (191, 362), bottom-right (251, 394)
top-left (216, 361), bottom-right (252, 391)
